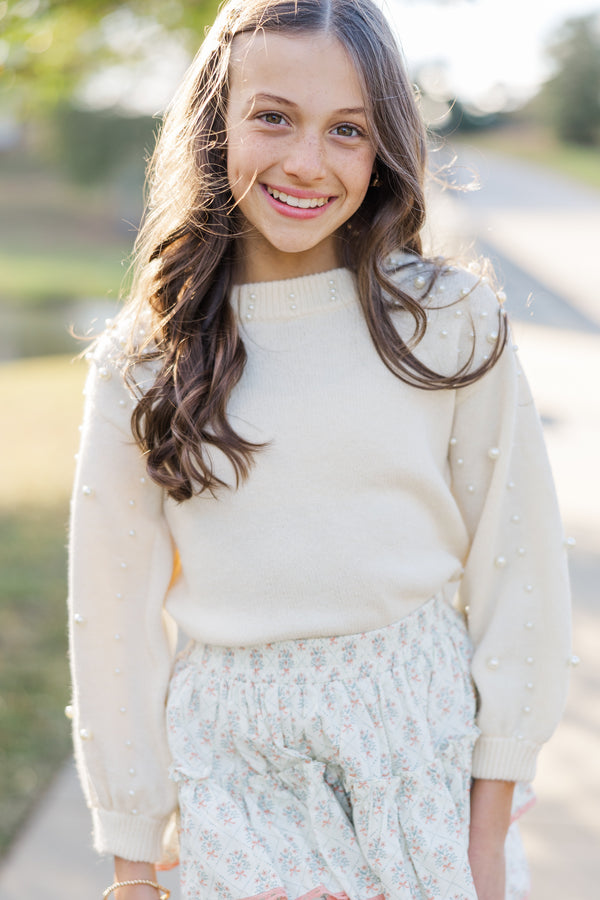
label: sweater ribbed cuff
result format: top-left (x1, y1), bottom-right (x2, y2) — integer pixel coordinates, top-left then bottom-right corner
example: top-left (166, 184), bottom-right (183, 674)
top-left (92, 808), bottom-right (169, 863)
top-left (471, 736), bottom-right (540, 782)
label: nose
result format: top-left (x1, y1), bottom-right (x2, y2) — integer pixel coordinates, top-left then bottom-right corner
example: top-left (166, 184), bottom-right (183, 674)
top-left (282, 131), bottom-right (327, 183)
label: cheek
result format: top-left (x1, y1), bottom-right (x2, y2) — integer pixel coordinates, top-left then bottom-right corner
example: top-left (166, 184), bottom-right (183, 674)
top-left (226, 136), bottom-right (265, 199)
top-left (226, 142), bottom-right (244, 199)
top-left (346, 151), bottom-right (377, 200)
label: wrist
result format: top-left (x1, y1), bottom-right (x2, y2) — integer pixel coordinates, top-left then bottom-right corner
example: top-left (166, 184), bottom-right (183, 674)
top-left (110, 859), bottom-right (161, 900)
top-left (113, 887), bottom-right (162, 900)
top-left (114, 857), bottom-right (157, 879)
top-left (470, 778), bottom-right (515, 844)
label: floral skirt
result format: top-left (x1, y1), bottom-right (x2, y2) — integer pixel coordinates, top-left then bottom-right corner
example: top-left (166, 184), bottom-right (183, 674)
top-left (166, 594), bottom-right (533, 900)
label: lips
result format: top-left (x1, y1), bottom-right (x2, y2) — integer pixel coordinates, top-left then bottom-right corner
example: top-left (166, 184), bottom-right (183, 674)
top-left (266, 185), bottom-right (330, 209)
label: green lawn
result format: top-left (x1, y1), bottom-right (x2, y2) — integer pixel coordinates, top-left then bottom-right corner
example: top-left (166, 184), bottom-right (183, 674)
top-left (0, 506), bottom-right (73, 856)
top-left (0, 247), bottom-right (131, 305)
top-left (0, 355), bottom-right (86, 856)
top-left (0, 154), bottom-right (134, 306)
top-left (0, 153), bottom-right (136, 852)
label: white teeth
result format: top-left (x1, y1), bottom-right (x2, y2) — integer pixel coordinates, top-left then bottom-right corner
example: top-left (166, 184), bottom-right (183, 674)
top-left (266, 186), bottom-right (328, 209)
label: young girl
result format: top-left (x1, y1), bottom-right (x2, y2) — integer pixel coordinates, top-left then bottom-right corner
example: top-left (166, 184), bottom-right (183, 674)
top-left (68, 2), bottom-right (572, 899)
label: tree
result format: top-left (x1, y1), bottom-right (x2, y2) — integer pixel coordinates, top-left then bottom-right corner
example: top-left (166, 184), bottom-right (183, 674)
top-left (539, 13), bottom-right (600, 145)
top-left (0, 0), bottom-right (220, 114)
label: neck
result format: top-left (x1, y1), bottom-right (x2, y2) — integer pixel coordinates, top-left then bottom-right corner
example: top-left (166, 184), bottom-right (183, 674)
top-left (233, 233), bottom-right (343, 284)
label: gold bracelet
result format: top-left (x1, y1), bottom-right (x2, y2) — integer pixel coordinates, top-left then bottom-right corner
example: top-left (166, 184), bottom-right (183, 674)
top-left (102, 880), bottom-right (170, 899)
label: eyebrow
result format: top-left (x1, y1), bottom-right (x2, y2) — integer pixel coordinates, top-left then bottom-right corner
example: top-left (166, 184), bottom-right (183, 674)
top-left (248, 92), bottom-right (366, 116)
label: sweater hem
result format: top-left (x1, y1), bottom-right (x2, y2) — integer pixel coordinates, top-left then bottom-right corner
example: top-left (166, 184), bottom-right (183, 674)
top-left (92, 808), bottom-right (171, 863)
top-left (471, 736), bottom-right (540, 782)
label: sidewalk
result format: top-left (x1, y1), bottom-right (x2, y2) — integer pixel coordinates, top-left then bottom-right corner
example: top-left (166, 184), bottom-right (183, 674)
top-left (1, 155), bottom-right (599, 899)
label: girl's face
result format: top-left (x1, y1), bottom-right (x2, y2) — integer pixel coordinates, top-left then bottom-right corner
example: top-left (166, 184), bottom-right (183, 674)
top-left (226, 30), bottom-right (376, 282)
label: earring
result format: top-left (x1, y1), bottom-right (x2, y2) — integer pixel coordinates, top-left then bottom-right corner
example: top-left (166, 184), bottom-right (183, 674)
top-left (371, 169), bottom-right (381, 187)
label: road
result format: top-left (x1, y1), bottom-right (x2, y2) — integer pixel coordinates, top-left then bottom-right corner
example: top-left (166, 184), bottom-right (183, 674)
top-left (1, 147), bottom-right (599, 900)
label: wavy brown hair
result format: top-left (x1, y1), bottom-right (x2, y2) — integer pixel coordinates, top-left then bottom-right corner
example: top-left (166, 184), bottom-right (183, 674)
top-left (121, 0), bottom-right (507, 501)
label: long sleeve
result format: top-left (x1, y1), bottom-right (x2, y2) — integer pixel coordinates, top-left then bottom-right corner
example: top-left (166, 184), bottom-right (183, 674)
top-left (68, 335), bottom-right (179, 863)
top-left (448, 281), bottom-right (572, 782)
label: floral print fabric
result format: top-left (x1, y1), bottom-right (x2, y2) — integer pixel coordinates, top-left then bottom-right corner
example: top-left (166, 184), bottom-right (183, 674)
top-left (167, 595), bottom-right (532, 900)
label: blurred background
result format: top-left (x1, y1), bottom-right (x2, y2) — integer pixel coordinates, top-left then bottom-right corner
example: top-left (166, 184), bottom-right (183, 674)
top-left (0, 0), bottom-right (599, 897)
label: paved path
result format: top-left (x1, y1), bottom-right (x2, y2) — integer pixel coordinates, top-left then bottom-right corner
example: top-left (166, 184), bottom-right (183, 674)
top-left (428, 147), bottom-right (600, 328)
top-left (1, 150), bottom-right (599, 899)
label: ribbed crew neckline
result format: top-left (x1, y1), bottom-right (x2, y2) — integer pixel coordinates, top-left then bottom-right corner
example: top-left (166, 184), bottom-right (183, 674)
top-left (230, 267), bottom-right (357, 323)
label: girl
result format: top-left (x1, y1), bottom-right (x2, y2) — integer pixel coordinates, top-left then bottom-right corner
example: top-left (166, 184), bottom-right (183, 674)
top-left (68, 2), bottom-right (572, 899)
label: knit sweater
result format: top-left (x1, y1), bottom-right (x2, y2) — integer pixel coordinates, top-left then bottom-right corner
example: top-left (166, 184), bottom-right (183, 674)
top-left (68, 261), bottom-right (572, 865)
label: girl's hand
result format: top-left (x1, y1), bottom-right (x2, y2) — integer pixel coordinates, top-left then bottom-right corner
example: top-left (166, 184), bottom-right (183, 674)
top-left (468, 779), bottom-right (515, 900)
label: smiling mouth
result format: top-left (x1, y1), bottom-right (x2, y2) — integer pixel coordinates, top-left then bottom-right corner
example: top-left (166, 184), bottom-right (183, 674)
top-left (266, 186), bottom-right (330, 209)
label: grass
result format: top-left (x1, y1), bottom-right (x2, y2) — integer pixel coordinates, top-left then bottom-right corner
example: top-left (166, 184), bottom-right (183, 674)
top-left (0, 247), bottom-right (130, 306)
top-left (0, 151), bottom-right (134, 306)
top-left (453, 122), bottom-right (600, 191)
top-left (0, 151), bottom-right (134, 851)
top-left (0, 355), bottom-right (86, 856)
top-left (0, 507), bottom-right (73, 857)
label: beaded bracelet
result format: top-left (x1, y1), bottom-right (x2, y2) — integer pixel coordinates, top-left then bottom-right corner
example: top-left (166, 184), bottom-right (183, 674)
top-left (102, 880), bottom-right (170, 899)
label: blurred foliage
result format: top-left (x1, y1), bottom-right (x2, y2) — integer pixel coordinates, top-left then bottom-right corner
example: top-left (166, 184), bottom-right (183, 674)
top-left (0, 144), bottom-right (132, 311)
top-left (422, 91), bottom-right (502, 136)
top-left (537, 13), bottom-right (600, 146)
top-left (0, 0), bottom-right (220, 114)
top-left (52, 104), bottom-right (156, 183)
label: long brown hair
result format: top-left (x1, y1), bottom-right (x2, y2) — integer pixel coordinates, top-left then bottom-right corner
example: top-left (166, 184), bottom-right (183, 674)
top-left (121, 0), bottom-right (507, 501)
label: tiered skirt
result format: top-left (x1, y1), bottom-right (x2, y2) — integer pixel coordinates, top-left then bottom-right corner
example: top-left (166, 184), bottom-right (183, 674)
top-left (167, 595), bottom-right (532, 900)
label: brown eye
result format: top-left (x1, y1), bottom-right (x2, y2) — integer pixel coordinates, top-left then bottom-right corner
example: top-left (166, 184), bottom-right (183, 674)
top-left (332, 123), bottom-right (361, 138)
top-left (261, 112), bottom-right (286, 126)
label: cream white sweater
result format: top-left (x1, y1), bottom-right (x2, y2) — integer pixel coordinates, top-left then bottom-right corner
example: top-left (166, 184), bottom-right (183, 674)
top-left (68, 262), bottom-right (572, 864)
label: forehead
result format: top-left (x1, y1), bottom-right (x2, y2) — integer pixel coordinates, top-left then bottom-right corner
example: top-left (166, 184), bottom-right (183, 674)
top-left (228, 30), bottom-right (366, 110)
